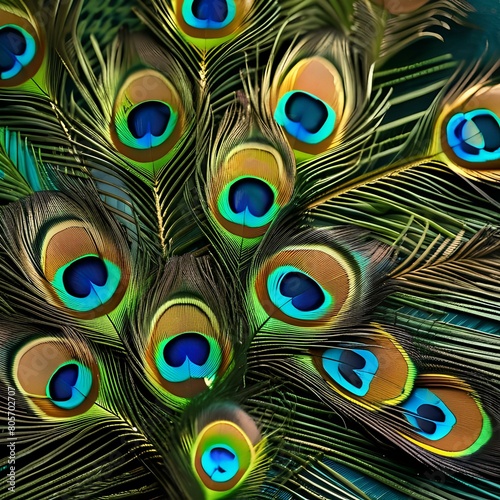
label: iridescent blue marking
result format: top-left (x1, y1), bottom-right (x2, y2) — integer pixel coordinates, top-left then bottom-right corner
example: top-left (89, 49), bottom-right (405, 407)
top-left (46, 361), bottom-right (93, 410)
top-left (52, 255), bottom-right (122, 312)
top-left (156, 332), bottom-right (221, 383)
top-left (0, 25), bottom-right (36, 80)
top-left (267, 265), bottom-right (333, 320)
top-left (402, 388), bottom-right (456, 441)
top-left (126, 101), bottom-right (177, 149)
top-left (279, 272), bottom-right (324, 311)
top-left (201, 445), bottom-right (239, 482)
top-left (446, 109), bottom-right (500, 163)
top-left (182, 0), bottom-right (236, 29)
top-left (49, 363), bottom-right (78, 401)
top-left (63, 256), bottom-right (107, 298)
top-left (274, 91), bottom-right (336, 144)
top-left (193, 0), bottom-right (227, 21)
top-left (218, 176), bottom-right (279, 228)
top-left (163, 332), bottom-right (210, 367)
top-left (229, 178), bottom-right (274, 217)
top-left (322, 348), bottom-right (378, 397)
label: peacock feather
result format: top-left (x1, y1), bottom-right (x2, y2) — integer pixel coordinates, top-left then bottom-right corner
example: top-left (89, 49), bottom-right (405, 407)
top-left (0, 0), bottom-right (499, 498)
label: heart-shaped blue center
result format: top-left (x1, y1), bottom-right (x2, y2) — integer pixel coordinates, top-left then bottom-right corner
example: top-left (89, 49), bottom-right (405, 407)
top-left (62, 256), bottom-right (108, 298)
top-left (201, 445), bottom-right (239, 482)
top-left (447, 109), bottom-right (500, 163)
top-left (402, 388), bottom-right (457, 441)
top-left (322, 348), bottom-right (379, 397)
top-left (0, 27), bottom-right (26, 72)
top-left (228, 178), bottom-right (274, 217)
top-left (163, 332), bottom-right (210, 367)
top-left (279, 271), bottom-right (325, 311)
top-left (285, 92), bottom-right (328, 134)
top-left (46, 362), bottom-right (93, 410)
top-left (338, 350), bottom-right (366, 390)
top-left (415, 404), bottom-right (446, 436)
top-left (48, 363), bottom-right (79, 402)
top-left (456, 113), bottom-right (500, 153)
top-left (128, 101), bottom-right (171, 140)
top-left (192, 0), bottom-right (228, 22)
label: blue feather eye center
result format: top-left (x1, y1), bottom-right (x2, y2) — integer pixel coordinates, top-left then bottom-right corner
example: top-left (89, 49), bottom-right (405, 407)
top-left (286, 92), bottom-right (328, 134)
top-left (156, 333), bottom-right (222, 383)
top-left (192, 0), bottom-right (228, 22)
top-left (446, 109), bottom-right (500, 163)
top-left (0, 27), bottom-right (26, 68)
top-left (402, 388), bottom-right (457, 441)
top-left (322, 348), bottom-right (379, 397)
top-left (228, 178), bottom-right (274, 217)
top-left (0, 25), bottom-right (36, 80)
top-left (163, 332), bottom-right (210, 367)
top-left (267, 266), bottom-right (333, 320)
top-left (218, 176), bottom-right (279, 229)
top-left (338, 350), bottom-right (366, 389)
top-left (274, 91), bottom-right (336, 144)
top-left (125, 101), bottom-right (178, 149)
top-left (63, 256), bottom-right (107, 298)
top-left (182, 0), bottom-right (236, 29)
top-left (201, 444), bottom-right (239, 482)
top-left (53, 255), bottom-right (122, 312)
top-left (128, 101), bottom-right (171, 138)
top-left (46, 361), bottom-right (93, 410)
top-left (415, 404), bottom-right (446, 435)
top-left (279, 272), bottom-right (324, 311)
top-left (49, 363), bottom-right (78, 401)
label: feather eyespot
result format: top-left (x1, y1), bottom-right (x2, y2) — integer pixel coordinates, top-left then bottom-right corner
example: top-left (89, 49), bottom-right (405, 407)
top-left (445, 109), bottom-right (500, 166)
top-left (0, 193), bottom-right (131, 323)
top-left (40, 221), bottom-right (130, 318)
top-left (46, 361), bottom-right (94, 410)
top-left (249, 228), bottom-right (393, 338)
top-left (156, 332), bottom-right (222, 386)
top-left (219, 174), bottom-right (277, 230)
top-left (191, 405), bottom-right (262, 496)
top-left (111, 69), bottom-right (185, 163)
top-left (124, 100), bottom-right (178, 149)
top-left (253, 247), bottom-right (353, 328)
top-left (274, 90), bottom-right (337, 145)
top-left (146, 299), bottom-right (232, 401)
top-left (399, 375), bottom-right (493, 457)
top-left (173, 0), bottom-right (253, 48)
top-left (438, 84), bottom-right (500, 178)
top-left (51, 254), bottom-right (122, 313)
top-left (271, 57), bottom-right (344, 157)
top-left (13, 338), bottom-right (99, 418)
top-left (209, 143), bottom-right (293, 240)
top-left (311, 326), bottom-right (417, 410)
top-left (266, 266), bottom-right (333, 321)
top-left (402, 388), bottom-right (457, 441)
top-left (226, 177), bottom-right (275, 218)
top-left (320, 348), bottom-right (379, 397)
top-left (181, 0), bottom-right (237, 29)
top-left (0, 25), bottom-right (36, 79)
top-left (0, 11), bottom-right (43, 87)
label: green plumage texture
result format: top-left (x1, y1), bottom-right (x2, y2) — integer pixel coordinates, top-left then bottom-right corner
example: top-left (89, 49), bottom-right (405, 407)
top-left (0, 0), bottom-right (499, 499)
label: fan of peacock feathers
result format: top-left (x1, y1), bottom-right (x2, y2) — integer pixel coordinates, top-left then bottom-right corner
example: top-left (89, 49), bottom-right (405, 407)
top-left (0, 0), bottom-right (499, 498)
